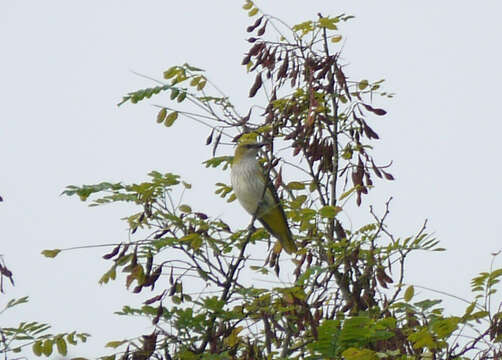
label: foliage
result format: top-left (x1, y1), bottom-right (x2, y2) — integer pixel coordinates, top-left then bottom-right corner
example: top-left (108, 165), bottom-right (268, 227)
top-left (46, 2), bottom-right (501, 359)
top-left (0, 257), bottom-right (89, 358)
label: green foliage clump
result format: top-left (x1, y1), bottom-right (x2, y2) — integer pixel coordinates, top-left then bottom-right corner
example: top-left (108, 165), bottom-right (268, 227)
top-left (0, 259), bottom-right (89, 358)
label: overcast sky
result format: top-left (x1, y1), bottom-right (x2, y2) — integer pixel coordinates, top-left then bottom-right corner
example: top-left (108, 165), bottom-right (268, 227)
top-left (1, 1), bottom-right (502, 358)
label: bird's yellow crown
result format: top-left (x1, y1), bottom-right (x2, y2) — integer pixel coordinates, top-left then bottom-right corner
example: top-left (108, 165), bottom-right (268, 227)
top-left (233, 134), bottom-right (262, 163)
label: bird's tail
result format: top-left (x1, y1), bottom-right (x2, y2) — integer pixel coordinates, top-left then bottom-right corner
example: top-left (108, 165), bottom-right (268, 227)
top-left (259, 211), bottom-right (297, 254)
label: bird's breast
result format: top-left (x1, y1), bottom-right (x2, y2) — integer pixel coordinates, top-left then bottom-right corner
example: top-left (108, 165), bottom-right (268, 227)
top-left (231, 159), bottom-right (266, 215)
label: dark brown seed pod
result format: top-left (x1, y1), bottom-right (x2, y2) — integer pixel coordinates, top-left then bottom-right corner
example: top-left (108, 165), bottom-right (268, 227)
top-left (248, 42), bottom-right (265, 56)
top-left (362, 120), bottom-right (379, 140)
top-left (103, 244), bottom-right (121, 260)
top-left (371, 159), bottom-right (382, 178)
top-left (277, 52), bottom-right (289, 80)
top-left (206, 128), bottom-right (214, 145)
top-left (241, 54), bottom-right (252, 66)
top-left (257, 20), bottom-right (267, 36)
top-left (144, 292), bottom-right (165, 305)
top-left (152, 304), bottom-right (163, 325)
top-left (249, 73), bottom-right (263, 98)
top-left (382, 170), bottom-right (395, 180)
top-left (246, 15), bottom-right (264, 32)
top-left (363, 103), bottom-right (387, 116)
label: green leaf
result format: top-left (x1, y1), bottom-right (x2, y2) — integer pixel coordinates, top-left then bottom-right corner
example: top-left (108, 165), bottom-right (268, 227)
top-left (42, 339), bottom-right (53, 356)
top-left (170, 88), bottom-right (180, 100)
top-left (242, 1), bottom-right (253, 10)
top-left (293, 21), bottom-right (314, 37)
top-left (156, 108), bottom-right (167, 123)
top-left (318, 17), bottom-right (338, 30)
top-left (224, 326), bottom-right (244, 347)
top-left (164, 111), bottom-right (178, 127)
top-left (408, 328), bottom-right (436, 349)
top-left (66, 332), bottom-right (76, 345)
top-left (468, 310), bottom-right (489, 320)
top-left (308, 319), bottom-right (340, 357)
top-left (358, 79), bottom-right (369, 90)
top-left (177, 91), bottom-right (187, 103)
top-left (41, 249), bottom-right (61, 258)
top-left (179, 204), bottom-right (192, 213)
top-left (190, 76), bottom-right (201, 87)
top-left (340, 316), bottom-right (371, 345)
top-left (6, 296), bottom-right (29, 309)
top-left (404, 285), bottom-right (414, 302)
top-left (105, 340), bottom-right (127, 349)
top-left (414, 299), bottom-right (441, 311)
top-left (286, 181), bottom-right (305, 190)
top-left (248, 8), bottom-right (259, 17)
top-left (289, 195), bottom-right (307, 210)
top-left (319, 205), bottom-right (342, 219)
top-left (203, 156), bottom-right (233, 169)
top-left (339, 186), bottom-right (356, 201)
top-left (196, 80), bottom-right (207, 91)
top-left (180, 233), bottom-right (203, 250)
top-left (56, 337), bottom-right (68, 356)
top-left (432, 317), bottom-right (460, 338)
top-left (331, 35), bottom-right (342, 43)
top-left (183, 63), bottom-right (204, 72)
top-left (99, 265), bottom-right (117, 285)
top-left (342, 348), bottom-right (377, 360)
top-left (77, 333), bottom-right (89, 343)
top-left (118, 84), bottom-right (171, 106)
top-left (463, 301), bottom-right (476, 318)
top-left (32, 340), bottom-right (43, 356)
top-left (163, 67), bottom-right (178, 79)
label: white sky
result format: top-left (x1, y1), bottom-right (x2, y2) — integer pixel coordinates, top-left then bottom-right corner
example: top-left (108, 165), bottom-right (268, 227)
top-left (1, 1), bottom-right (502, 358)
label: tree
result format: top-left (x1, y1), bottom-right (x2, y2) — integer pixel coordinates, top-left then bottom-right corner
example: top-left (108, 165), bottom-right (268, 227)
top-left (44, 2), bottom-right (502, 359)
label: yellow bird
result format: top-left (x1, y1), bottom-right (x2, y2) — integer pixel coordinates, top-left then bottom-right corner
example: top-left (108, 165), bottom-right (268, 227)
top-left (230, 140), bottom-right (297, 254)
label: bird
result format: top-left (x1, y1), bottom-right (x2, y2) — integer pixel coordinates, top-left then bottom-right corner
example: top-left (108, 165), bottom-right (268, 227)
top-left (230, 139), bottom-right (297, 254)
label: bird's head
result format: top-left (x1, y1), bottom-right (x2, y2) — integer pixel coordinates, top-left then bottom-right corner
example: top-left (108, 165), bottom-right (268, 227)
top-left (233, 136), bottom-right (266, 163)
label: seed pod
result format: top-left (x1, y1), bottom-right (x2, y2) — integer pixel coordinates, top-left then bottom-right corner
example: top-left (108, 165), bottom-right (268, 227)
top-left (152, 304), bottom-right (163, 325)
top-left (144, 292), bottom-right (165, 305)
top-left (241, 54), bottom-right (252, 66)
top-left (249, 73), bottom-right (263, 97)
top-left (145, 251), bottom-right (153, 276)
top-left (382, 170), bottom-right (395, 180)
top-left (248, 42), bottom-right (264, 56)
top-left (257, 20), bottom-right (267, 36)
top-left (205, 128), bottom-right (214, 145)
top-left (103, 244), bottom-right (121, 260)
top-left (363, 103), bottom-right (387, 116)
top-left (371, 159), bottom-right (382, 178)
top-left (362, 120), bottom-right (379, 140)
top-left (277, 52), bottom-right (289, 80)
top-left (246, 15), bottom-right (264, 32)
top-left (212, 131), bottom-right (222, 157)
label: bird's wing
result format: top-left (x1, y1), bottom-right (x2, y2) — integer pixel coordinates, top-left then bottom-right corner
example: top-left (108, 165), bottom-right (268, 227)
top-left (256, 164), bottom-right (297, 253)
top-left (256, 163), bottom-right (282, 211)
